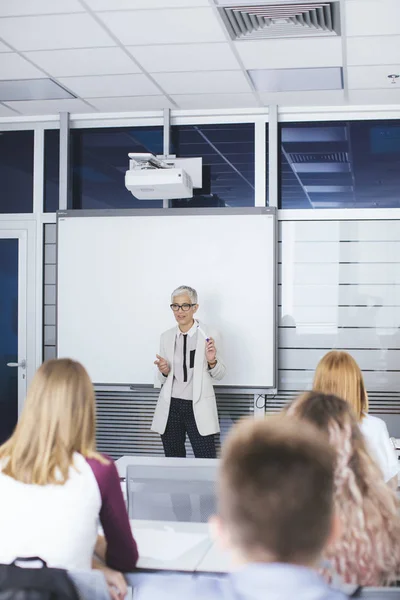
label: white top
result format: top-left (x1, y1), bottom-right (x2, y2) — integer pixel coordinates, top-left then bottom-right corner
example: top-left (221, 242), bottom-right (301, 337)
top-left (360, 414), bottom-right (399, 483)
top-left (0, 453), bottom-right (100, 570)
top-left (171, 321), bottom-right (198, 401)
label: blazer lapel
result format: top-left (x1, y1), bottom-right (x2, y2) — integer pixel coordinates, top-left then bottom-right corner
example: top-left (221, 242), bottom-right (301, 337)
top-left (167, 328), bottom-right (176, 377)
top-left (193, 323), bottom-right (205, 403)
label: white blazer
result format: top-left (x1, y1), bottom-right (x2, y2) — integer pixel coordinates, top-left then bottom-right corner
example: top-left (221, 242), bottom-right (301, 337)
top-left (152, 321), bottom-right (226, 436)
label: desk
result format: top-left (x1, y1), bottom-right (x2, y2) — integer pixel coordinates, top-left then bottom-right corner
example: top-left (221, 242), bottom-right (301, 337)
top-left (131, 519), bottom-right (213, 572)
top-left (196, 540), bottom-right (232, 573)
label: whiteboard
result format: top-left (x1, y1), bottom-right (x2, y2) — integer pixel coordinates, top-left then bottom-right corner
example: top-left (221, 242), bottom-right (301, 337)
top-left (57, 210), bottom-right (276, 388)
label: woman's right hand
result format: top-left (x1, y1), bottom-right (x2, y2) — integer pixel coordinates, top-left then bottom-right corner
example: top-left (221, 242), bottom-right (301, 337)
top-left (100, 566), bottom-right (127, 600)
top-left (154, 354), bottom-right (170, 376)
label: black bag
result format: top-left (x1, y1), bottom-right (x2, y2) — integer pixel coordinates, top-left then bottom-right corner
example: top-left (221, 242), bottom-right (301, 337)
top-left (0, 558), bottom-right (80, 600)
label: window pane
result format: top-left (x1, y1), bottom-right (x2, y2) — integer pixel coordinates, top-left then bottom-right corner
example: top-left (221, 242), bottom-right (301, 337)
top-left (70, 126), bottom-right (163, 209)
top-left (170, 123), bottom-right (255, 208)
top-left (0, 131), bottom-right (33, 213)
top-left (44, 129), bottom-right (60, 213)
top-left (280, 120), bottom-right (400, 209)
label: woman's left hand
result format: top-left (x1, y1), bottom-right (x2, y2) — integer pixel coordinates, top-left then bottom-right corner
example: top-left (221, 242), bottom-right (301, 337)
top-left (206, 337), bottom-right (217, 363)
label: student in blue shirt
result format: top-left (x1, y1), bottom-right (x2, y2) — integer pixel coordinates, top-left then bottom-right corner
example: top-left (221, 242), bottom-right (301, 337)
top-left (130, 416), bottom-right (347, 600)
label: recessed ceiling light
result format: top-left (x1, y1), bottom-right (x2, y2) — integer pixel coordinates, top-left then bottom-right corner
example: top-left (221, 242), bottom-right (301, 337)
top-left (0, 79), bottom-right (75, 102)
top-left (248, 67), bottom-right (343, 92)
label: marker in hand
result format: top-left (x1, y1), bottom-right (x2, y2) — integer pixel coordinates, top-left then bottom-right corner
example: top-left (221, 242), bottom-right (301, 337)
top-left (197, 325), bottom-right (210, 342)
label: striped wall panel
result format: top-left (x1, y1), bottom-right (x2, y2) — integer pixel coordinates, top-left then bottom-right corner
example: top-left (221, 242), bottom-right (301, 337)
top-left (43, 223), bottom-right (57, 362)
top-left (274, 219), bottom-right (400, 430)
top-left (47, 216), bottom-right (400, 452)
top-left (96, 389), bottom-right (254, 460)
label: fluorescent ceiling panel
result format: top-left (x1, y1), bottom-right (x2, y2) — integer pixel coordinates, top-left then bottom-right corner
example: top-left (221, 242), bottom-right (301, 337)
top-left (305, 185), bottom-right (353, 192)
top-left (293, 163), bottom-right (351, 173)
top-left (249, 67), bottom-right (343, 92)
top-left (0, 78), bottom-right (75, 101)
top-left (282, 126), bottom-right (346, 142)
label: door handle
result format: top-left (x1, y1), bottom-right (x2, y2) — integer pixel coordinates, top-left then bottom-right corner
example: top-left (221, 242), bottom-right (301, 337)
top-left (6, 360), bottom-right (26, 369)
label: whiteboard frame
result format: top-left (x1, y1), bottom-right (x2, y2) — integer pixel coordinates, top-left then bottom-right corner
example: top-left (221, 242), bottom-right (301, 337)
top-left (56, 207), bottom-right (277, 393)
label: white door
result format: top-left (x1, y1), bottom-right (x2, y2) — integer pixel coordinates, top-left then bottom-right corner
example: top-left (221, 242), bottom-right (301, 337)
top-left (0, 230), bottom-right (27, 442)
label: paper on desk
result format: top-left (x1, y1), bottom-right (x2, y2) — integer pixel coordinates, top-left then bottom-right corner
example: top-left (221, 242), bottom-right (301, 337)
top-left (133, 528), bottom-right (208, 562)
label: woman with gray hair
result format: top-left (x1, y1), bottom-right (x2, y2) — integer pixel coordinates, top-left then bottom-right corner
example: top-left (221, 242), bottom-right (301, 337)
top-left (153, 285), bottom-right (226, 458)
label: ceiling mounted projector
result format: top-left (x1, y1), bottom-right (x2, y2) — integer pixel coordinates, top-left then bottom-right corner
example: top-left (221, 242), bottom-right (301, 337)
top-left (125, 153), bottom-right (202, 200)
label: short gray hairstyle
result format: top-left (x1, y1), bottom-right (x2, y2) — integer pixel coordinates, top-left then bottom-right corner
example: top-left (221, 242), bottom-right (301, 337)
top-left (171, 285), bottom-right (198, 304)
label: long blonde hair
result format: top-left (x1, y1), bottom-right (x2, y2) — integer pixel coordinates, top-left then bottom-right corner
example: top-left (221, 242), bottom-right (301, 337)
top-left (0, 358), bottom-right (106, 485)
top-left (287, 392), bottom-right (400, 586)
top-left (313, 350), bottom-right (368, 421)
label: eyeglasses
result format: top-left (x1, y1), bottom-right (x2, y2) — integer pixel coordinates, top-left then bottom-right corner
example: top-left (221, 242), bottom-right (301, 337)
top-left (170, 303), bottom-right (196, 312)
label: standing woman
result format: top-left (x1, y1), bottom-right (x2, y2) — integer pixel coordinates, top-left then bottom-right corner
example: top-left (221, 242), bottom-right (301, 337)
top-left (153, 285), bottom-right (226, 458)
top-left (313, 350), bottom-right (398, 487)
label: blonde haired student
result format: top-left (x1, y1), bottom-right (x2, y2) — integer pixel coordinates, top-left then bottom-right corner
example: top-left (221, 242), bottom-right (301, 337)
top-left (313, 350), bottom-right (398, 487)
top-left (287, 391), bottom-right (400, 586)
top-left (0, 359), bottom-right (138, 597)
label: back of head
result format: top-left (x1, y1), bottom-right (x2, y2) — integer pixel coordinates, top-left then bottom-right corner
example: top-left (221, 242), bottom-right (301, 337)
top-left (0, 358), bottom-right (97, 485)
top-left (287, 391), bottom-right (367, 485)
top-left (288, 391), bottom-right (400, 585)
top-left (218, 416), bottom-right (334, 565)
top-left (313, 350), bottom-right (368, 421)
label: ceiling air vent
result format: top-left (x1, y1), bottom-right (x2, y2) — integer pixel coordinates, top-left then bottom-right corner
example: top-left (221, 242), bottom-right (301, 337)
top-left (219, 2), bottom-right (340, 40)
top-left (289, 152), bottom-right (349, 164)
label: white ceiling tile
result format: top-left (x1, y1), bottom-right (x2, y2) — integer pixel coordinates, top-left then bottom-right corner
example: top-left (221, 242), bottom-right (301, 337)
top-left (0, 53), bottom-right (44, 79)
top-left (152, 71), bottom-right (251, 94)
top-left (346, 0), bottom-right (400, 36)
top-left (0, 103), bottom-right (20, 116)
top-left (25, 48), bottom-right (141, 77)
top-left (348, 65), bottom-right (400, 89)
top-left (87, 95), bottom-right (175, 111)
top-left (4, 98), bottom-right (96, 115)
top-left (58, 74), bottom-right (160, 97)
top-left (97, 8), bottom-right (226, 45)
top-left (348, 88), bottom-right (400, 104)
top-left (0, 0), bottom-right (84, 16)
top-left (236, 38), bottom-right (342, 70)
top-left (171, 93), bottom-right (259, 109)
top-left (86, 0), bottom-right (209, 8)
top-left (259, 90), bottom-right (346, 107)
top-left (0, 14), bottom-right (115, 51)
top-left (347, 36), bottom-right (400, 66)
top-left (130, 43), bottom-right (239, 73)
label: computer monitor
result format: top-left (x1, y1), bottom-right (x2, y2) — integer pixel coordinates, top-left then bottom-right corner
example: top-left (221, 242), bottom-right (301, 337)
top-left (126, 457), bottom-right (218, 523)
